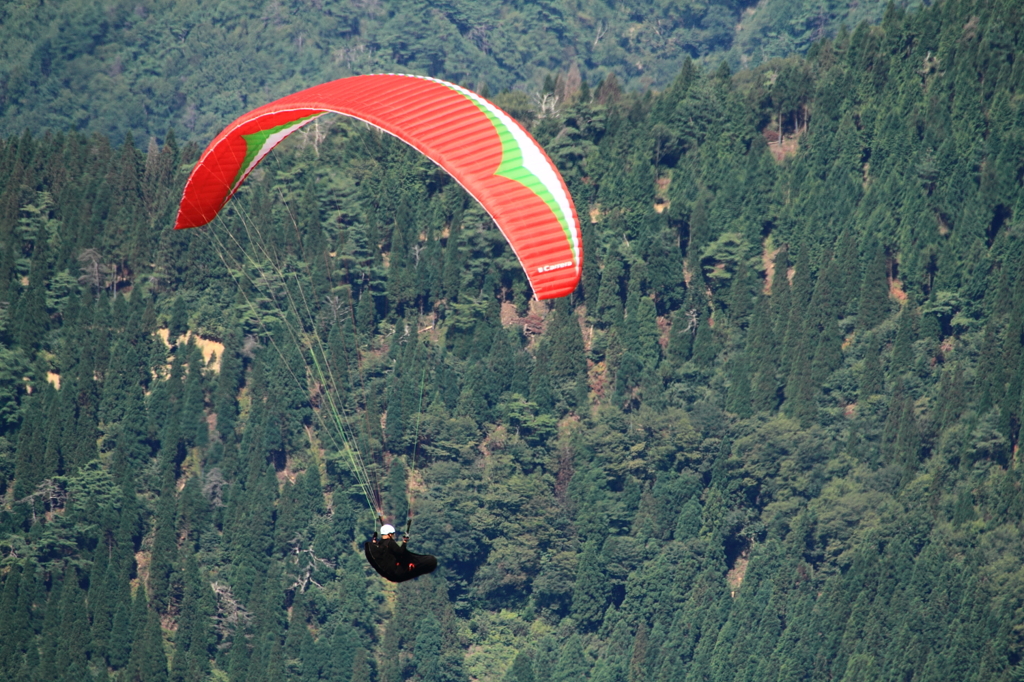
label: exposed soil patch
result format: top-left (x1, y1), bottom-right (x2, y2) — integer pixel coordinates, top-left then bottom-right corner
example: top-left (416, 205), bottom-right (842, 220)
top-left (589, 361), bottom-right (609, 401)
top-left (938, 214), bottom-right (951, 236)
top-left (762, 243), bottom-right (781, 293)
top-left (727, 551), bottom-right (750, 597)
top-left (500, 300), bottom-right (548, 339)
top-left (416, 313), bottom-right (441, 345)
top-left (577, 304), bottom-right (592, 352)
top-left (276, 466), bottom-right (300, 485)
top-left (654, 176), bottom-right (671, 213)
top-left (157, 329), bottom-right (225, 372)
top-left (890, 278), bottom-right (908, 303)
top-left (766, 133), bottom-right (801, 163)
top-left (657, 315), bottom-right (671, 350)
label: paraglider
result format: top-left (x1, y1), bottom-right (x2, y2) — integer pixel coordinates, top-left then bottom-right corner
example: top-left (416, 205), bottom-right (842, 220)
top-left (174, 73), bottom-right (582, 300)
top-left (174, 74), bottom-right (583, 582)
top-left (364, 524), bottom-right (438, 583)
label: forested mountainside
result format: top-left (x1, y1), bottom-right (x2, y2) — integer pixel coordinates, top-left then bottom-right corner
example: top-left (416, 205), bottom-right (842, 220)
top-left (2, 0), bottom-right (1024, 680)
top-left (0, 0), bottom-right (898, 144)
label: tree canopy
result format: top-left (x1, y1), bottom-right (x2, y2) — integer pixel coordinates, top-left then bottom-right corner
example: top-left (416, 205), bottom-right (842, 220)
top-left (1, 0), bottom-right (1024, 679)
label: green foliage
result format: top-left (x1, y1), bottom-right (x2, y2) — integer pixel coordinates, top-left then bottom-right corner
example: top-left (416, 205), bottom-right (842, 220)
top-left (0, 0), bottom-right (891, 145)
top-left (0, 2), bottom-right (1023, 679)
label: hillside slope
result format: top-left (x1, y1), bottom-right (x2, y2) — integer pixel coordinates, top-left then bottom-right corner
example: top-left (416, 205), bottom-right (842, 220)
top-left (0, 0), bottom-right (893, 142)
top-left (0, 0), bottom-right (1023, 680)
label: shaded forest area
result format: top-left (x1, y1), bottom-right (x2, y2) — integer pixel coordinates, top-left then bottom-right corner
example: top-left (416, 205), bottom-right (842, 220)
top-left (0, 0), bottom-right (897, 143)
top-left (2, 0), bottom-right (1024, 680)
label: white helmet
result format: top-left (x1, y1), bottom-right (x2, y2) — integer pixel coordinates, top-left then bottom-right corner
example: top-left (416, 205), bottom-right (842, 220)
top-left (380, 524), bottom-right (396, 535)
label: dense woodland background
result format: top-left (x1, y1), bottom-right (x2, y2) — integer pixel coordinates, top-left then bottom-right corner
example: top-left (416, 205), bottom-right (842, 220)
top-left (0, 0), bottom-right (903, 142)
top-left (3, 0), bottom-right (1024, 680)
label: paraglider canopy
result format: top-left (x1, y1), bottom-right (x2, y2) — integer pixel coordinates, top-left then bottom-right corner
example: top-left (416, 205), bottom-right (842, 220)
top-left (174, 74), bottom-right (582, 300)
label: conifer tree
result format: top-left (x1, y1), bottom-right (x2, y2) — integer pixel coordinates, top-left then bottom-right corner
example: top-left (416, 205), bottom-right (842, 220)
top-left (88, 546), bottom-right (112, 660)
top-left (974, 317), bottom-right (1005, 414)
top-left (674, 495), bottom-right (703, 541)
top-left (553, 634), bottom-right (590, 682)
top-left (725, 351), bottom-right (753, 418)
top-left (889, 303), bottom-right (918, 377)
top-left (377, 620), bottom-right (401, 682)
top-left (456, 361), bottom-right (490, 423)
top-left (726, 257), bottom-right (756, 326)
top-left (356, 287), bottom-right (376, 341)
top-left (55, 567), bottom-right (90, 680)
top-left (547, 298), bottom-right (588, 407)
top-left (691, 314), bottom-right (717, 367)
top-left (835, 229), bottom-right (861, 317)
top-left (592, 616), bottom-right (631, 682)
top-left (645, 228), bottom-right (685, 314)
top-left (505, 650), bottom-right (535, 682)
top-left (749, 294), bottom-right (780, 412)
top-left (620, 263), bottom-right (643, 353)
top-left (613, 352), bottom-right (644, 408)
top-left (110, 378), bottom-right (148, 488)
top-left (780, 247), bottom-right (814, 379)
top-left (522, 636), bottom-right (555, 682)
top-left (263, 324), bottom-right (312, 460)
top-left (0, 567), bottom-right (17, 674)
top-left (571, 540), bottom-right (610, 630)
top-left (36, 573), bottom-right (63, 682)
top-left (17, 566), bottom-right (40, 653)
top-left (214, 324), bottom-right (244, 441)
top-left (510, 346), bottom-right (532, 398)
top-left (351, 648), bottom-right (372, 682)
top-left (12, 234), bottom-right (50, 348)
top-left (127, 606), bottom-right (169, 682)
top-left (859, 334), bottom-right (884, 400)
top-left (150, 467), bottom-right (178, 612)
top-left (0, 241), bottom-right (14, 305)
top-left (783, 313), bottom-right (817, 424)
top-left (686, 191), bottom-right (713, 266)
top-left (226, 629), bottom-right (252, 682)
top-left (529, 344), bottom-right (557, 414)
top-left (387, 206), bottom-right (417, 314)
top-left (414, 612), bottom-right (443, 682)
top-left (107, 583), bottom-right (135, 669)
top-left (666, 307), bottom-right (695, 367)
top-left (168, 296), bottom-right (188, 343)
top-left (13, 388), bottom-right (48, 498)
top-left (857, 240), bottom-right (890, 332)
top-left (595, 250), bottom-right (625, 327)
top-left (42, 389), bottom-right (64, 477)
top-left (486, 328), bottom-right (516, 398)
top-left (811, 315), bottom-right (844, 388)
top-left (385, 458), bottom-right (409, 530)
top-left (169, 548), bottom-right (214, 679)
top-left (628, 295), bottom-right (661, 370)
top-left (768, 248), bottom-right (792, 347)
top-left (627, 620), bottom-right (651, 682)
top-left (576, 217), bottom-right (601, 306)
top-left (294, 623), bottom-right (319, 682)
top-left (179, 342), bottom-right (207, 449)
